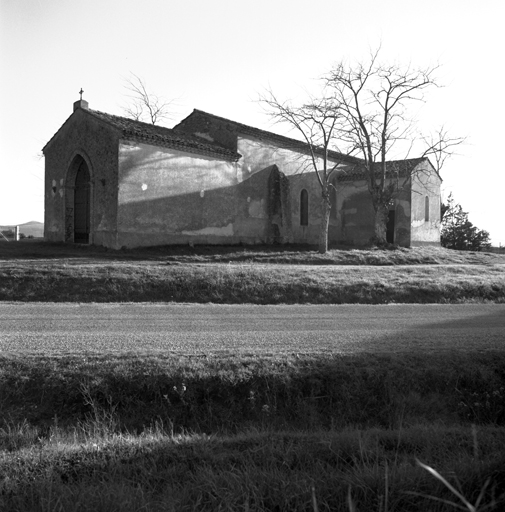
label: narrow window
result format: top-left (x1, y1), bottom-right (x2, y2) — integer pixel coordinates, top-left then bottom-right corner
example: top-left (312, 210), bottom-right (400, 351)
top-left (300, 189), bottom-right (309, 226)
top-left (425, 196), bottom-right (430, 222)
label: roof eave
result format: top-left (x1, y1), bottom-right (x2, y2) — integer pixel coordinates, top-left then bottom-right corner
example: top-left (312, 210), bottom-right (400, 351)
top-left (120, 133), bottom-right (241, 161)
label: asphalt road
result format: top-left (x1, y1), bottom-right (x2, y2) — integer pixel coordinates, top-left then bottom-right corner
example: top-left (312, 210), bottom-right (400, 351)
top-left (0, 303), bottom-right (504, 356)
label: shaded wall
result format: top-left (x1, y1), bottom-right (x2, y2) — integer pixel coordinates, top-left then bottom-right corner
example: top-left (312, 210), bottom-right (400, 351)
top-left (43, 109), bottom-right (119, 246)
top-left (337, 181), bottom-right (375, 245)
top-left (337, 180), bottom-right (412, 247)
top-left (115, 134), bottom-right (335, 248)
top-left (116, 141), bottom-right (275, 247)
top-left (176, 113), bottom-right (348, 246)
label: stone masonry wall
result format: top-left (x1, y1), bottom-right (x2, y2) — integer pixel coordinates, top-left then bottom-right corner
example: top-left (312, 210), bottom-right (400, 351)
top-left (43, 108), bottom-right (119, 246)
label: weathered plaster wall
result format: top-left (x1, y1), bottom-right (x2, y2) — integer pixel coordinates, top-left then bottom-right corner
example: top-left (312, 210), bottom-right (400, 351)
top-left (395, 189), bottom-right (413, 247)
top-left (336, 180), bottom-right (412, 246)
top-left (116, 141), bottom-right (274, 247)
top-left (43, 109), bottom-right (119, 246)
top-left (410, 161), bottom-right (442, 246)
top-left (337, 181), bottom-right (375, 245)
top-left (177, 114), bottom-right (350, 246)
top-left (237, 136), bottom-right (342, 245)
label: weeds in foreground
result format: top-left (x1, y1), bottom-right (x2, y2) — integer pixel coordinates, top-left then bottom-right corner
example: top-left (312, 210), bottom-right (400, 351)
top-left (412, 459), bottom-right (496, 512)
top-left (1, 420), bottom-right (504, 511)
top-left (2, 352), bottom-right (505, 434)
top-left (1, 352), bottom-right (505, 510)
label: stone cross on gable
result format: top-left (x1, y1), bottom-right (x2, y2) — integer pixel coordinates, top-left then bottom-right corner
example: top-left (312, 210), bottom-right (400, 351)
top-left (79, 88), bottom-right (84, 100)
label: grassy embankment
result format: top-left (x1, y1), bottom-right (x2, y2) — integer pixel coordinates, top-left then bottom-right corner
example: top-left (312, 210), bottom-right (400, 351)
top-left (1, 241), bottom-right (505, 303)
top-left (1, 241), bottom-right (505, 510)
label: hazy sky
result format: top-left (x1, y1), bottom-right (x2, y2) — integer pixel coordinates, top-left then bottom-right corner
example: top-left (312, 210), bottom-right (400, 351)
top-left (1, 0), bottom-right (504, 244)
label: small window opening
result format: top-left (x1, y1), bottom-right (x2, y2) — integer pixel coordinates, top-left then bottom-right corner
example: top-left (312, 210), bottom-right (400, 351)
top-left (425, 196), bottom-right (430, 222)
top-left (300, 189), bottom-right (309, 226)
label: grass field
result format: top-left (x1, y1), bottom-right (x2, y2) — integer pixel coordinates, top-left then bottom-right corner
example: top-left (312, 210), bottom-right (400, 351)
top-left (2, 239), bottom-right (505, 264)
top-left (1, 241), bottom-right (505, 303)
top-left (1, 241), bottom-right (505, 510)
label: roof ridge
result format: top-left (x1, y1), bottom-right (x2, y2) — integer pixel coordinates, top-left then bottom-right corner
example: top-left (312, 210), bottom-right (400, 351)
top-left (187, 109), bottom-right (363, 165)
top-left (87, 108), bottom-right (174, 132)
top-left (86, 109), bottom-right (241, 160)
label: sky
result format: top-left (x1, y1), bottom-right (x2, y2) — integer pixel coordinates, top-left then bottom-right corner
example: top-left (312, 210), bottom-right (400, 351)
top-left (1, 0), bottom-right (504, 245)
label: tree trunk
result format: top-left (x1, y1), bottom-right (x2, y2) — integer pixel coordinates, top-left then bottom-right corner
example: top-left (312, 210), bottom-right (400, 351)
top-left (372, 205), bottom-right (389, 246)
top-left (318, 195), bottom-right (331, 254)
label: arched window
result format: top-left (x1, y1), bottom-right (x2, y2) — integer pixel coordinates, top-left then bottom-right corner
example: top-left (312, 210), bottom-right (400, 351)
top-left (300, 189), bottom-right (309, 226)
top-left (425, 196), bottom-right (430, 222)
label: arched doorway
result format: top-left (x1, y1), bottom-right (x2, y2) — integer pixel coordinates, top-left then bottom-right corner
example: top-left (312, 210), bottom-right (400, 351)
top-left (73, 160), bottom-right (90, 243)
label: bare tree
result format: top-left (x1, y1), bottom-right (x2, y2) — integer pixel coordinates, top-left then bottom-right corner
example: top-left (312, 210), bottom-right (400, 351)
top-left (122, 73), bottom-right (174, 125)
top-left (325, 50), bottom-right (465, 244)
top-left (262, 52), bottom-right (464, 250)
top-left (260, 91), bottom-right (354, 253)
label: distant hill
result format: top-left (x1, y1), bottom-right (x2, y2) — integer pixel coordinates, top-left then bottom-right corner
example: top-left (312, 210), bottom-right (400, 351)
top-left (0, 221), bottom-right (44, 238)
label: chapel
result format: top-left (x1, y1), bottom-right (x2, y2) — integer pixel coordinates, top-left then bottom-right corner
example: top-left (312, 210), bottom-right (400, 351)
top-left (43, 98), bottom-right (442, 248)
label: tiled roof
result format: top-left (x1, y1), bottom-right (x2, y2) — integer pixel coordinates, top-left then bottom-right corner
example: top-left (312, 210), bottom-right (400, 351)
top-left (176, 109), bottom-right (363, 165)
top-left (87, 110), bottom-right (241, 160)
top-left (337, 157), bottom-right (431, 181)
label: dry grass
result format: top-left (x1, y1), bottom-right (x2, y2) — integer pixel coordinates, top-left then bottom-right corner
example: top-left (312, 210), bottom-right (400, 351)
top-left (1, 242), bottom-right (504, 303)
top-left (1, 352), bottom-right (504, 511)
top-left (2, 351), bottom-right (504, 435)
top-left (1, 425), bottom-right (504, 511)
top-left (2, 239), bottom-right (505, 265)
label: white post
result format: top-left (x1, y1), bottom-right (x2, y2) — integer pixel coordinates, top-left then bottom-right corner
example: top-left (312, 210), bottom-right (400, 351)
top-left (14, 226), bottom-right (19, 241)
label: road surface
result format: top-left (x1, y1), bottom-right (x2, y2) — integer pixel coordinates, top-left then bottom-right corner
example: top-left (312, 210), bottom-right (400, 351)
top-left (0, 303), bottom-right (504, 356)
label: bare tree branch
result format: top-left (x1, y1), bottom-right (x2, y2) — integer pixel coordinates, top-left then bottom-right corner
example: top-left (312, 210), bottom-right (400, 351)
top-left (121, 73), bottom-right (175, 125)
top-left (419, 127), bottom-right (466, 173)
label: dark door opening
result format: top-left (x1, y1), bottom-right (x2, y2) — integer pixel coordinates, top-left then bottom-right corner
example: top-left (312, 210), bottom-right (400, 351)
top-left (74, 162), bottom-right (90, 243)
top-left (386, 209), bottom-right (395, 244)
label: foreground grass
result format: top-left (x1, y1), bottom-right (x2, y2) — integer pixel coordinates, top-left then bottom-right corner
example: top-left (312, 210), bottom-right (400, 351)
top-left (1, 352), bottom-right (505, 510)
top-left (1, 425), bottom-right (504, 511)
top-left (3, 352), bottom-right (505, 433)
top-left (1, 242), bottom-right (505, 303)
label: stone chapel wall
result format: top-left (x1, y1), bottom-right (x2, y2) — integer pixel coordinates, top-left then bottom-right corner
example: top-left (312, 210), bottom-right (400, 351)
top-left (43, 109), bottom-right (119, 246)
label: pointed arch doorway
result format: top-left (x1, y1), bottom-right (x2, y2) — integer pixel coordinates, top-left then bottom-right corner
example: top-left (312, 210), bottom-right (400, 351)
top-left (74, 160), bottom-right (90, 243)
top-left (65, 154), bottom-right (92, 244)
